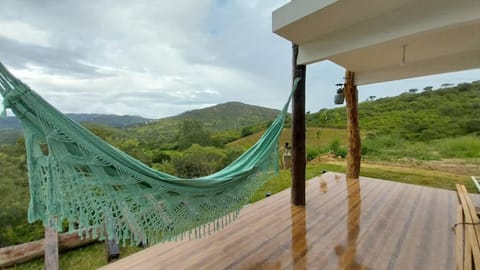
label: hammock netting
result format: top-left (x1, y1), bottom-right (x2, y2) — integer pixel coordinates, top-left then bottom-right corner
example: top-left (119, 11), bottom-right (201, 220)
top-left (0, 62), bottom-right (299, 245)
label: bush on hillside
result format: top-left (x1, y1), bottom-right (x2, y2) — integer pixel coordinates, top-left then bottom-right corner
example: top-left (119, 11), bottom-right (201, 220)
top-left (171, 144), bottom-right (227, 178)
top-left (307, 148), bottom-right (319, 161)
top-left (327, 139), bottom-right (347, 158)
top-left (435, 135), bottom-right (480, 158)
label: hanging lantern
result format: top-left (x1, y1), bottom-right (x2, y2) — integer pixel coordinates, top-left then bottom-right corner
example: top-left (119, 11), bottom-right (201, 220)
top-left (334, 83), bottom-right (345, 104)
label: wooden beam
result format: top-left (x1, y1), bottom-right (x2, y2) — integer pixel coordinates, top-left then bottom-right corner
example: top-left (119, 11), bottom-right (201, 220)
top-left (291, 43), bottom-right (306, 205)
top-left (344, 71), bottom-right (361, 179)
top-left (0, 228), bottom-right (98, 268)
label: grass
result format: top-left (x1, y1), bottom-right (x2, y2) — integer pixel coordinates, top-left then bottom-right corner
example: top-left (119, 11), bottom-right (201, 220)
top-left (361, 134), bottom-right (480, 161)
top-left (12, 243), bottom-right (142, 270)
top-left (228, 127), bottom-right (349, 152)
top-left (435, 135), bottom-right (480, 158)
top-left (251, 160), bottom-right (477, 203)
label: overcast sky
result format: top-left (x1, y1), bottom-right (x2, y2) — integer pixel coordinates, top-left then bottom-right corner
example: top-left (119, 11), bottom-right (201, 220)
top-left (0, 0), bottom-right (478, 119)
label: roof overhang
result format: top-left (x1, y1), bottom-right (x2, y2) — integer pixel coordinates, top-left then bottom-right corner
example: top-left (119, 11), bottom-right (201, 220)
top-left (272, 0), bottom-right (480, 85)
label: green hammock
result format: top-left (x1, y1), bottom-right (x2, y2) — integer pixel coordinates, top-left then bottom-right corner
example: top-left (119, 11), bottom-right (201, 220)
top-left (0, 62), bottom-right (299, 245)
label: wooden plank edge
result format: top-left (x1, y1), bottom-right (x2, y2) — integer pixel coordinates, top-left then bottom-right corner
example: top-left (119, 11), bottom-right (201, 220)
top-left (456, 204), bottom-right (465, 270)
top-left (457, 184), bottom-right (480, 269)
top-left (457, 185), bottom-right (472, 269)
top-left (460, 185), bottom-right (480, 269)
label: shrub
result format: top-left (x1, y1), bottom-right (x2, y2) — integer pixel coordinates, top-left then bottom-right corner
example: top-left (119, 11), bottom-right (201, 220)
top-left (172, 144), bottom-right (227, 178)
top-left (327, 139), bottom-right (347, 158)
top-left (329, 139), bottom-right (341, 153)
top-left (435, 135), bottom-right (480, 158)
top-left (151, 151), bottom-right (171, 164)
top-left (336, 147), bottom-right (348, 158)
top-left (307, 148), bottom-right (319, 161)
top-left (225, 147), bottom-right (245, 165)
top-left (240, 126), bottom-right (254, 137)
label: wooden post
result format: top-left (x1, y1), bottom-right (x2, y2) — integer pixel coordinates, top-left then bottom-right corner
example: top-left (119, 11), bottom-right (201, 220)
top-left (0, 228), bottom-right (98, 268)
top-left (344, 71), bottom-right (361, 179)
top-left (105, 227), bottom-right (120, 262)
top-left (291, 44), bottom-right (306, 205)
top-left (44, 218), bottom-right (59, 270)
top-left (283, 154), bottom-right (292, 169)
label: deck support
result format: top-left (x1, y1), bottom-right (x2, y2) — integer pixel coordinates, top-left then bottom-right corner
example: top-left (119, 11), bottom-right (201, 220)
top-left (344, 71), bottom-right (361, 179)
top-left (44, 218), bottom-right (59, 270)
top-left (291, 44), bottom-right (306, 205)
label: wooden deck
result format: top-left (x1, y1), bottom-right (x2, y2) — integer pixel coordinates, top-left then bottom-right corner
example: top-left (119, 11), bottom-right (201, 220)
top-left (101, 172), bottom-right (475, 270)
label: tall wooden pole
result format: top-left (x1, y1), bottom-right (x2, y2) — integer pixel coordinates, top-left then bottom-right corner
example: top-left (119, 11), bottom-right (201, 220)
top-left (291, 44), bottom-right (306, 205)
top-left (344, 70), bottom-right (361, 179)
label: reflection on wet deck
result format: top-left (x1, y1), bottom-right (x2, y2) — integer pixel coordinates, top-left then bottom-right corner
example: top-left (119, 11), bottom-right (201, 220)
top-left (102, 172), bottom-right (470, 270)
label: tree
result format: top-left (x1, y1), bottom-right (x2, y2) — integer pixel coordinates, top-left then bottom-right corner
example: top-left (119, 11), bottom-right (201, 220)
top-left (177, 120), bottom-right (212, 150)
top-left (319, 111), bottom-right (328, 127)
top-left (172, 144), bottom-right (227, 177)
top-left (240, 126), bottom-right (254, 137)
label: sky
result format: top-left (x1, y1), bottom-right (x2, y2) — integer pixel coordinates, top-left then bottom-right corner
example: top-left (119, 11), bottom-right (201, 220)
top-left (0, 0), bottom-right (478, 119)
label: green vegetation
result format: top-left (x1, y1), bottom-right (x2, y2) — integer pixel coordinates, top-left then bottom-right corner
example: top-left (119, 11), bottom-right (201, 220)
top-left (177, 120), bottom-right (213, 150)
top-left (250, 163), bottom-right (476, 204)
top-left (0, 142), bottom-right (44, 247)
top-left (307, 81), bottom-right (480, 141)
top-left (11, 243), bottom-right (142, 270)
top-left (174, 101), bottom-right (278, 131)
top-left (436, 136), bottom-right (480, 158)
top-left (1, 81), bottom-right (479, 269)
top-left (130, 101), bottom-right (279, 150)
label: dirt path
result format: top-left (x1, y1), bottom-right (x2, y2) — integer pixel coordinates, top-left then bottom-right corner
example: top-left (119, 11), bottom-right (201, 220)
top-left (310, 155), bottom-right (479, 177)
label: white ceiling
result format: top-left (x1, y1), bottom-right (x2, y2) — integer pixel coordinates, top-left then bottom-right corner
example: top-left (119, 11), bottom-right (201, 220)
top-left (273, 0), bottom-right (480, 85)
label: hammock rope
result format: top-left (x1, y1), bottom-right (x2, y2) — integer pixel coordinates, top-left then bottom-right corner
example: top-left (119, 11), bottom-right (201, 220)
top-left (0, 62), bottom-right (300, 245)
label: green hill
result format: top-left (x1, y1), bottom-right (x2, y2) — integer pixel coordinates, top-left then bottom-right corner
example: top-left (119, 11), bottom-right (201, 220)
top-left (0, 113), bottom-right (153, 130)
top-left (175, 101), bottom-right (279, 130)
top-left (131, 102), bottom-right (280, 149)
top-left (307, 81), bottom-right (480, 141)
top-left (0, 114), bottom-right (153, 144)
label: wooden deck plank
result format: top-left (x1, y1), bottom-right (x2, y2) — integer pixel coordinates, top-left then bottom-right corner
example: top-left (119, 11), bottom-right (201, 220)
top-left (101, 172), bottom-right (477, 270)
top-left (456, 204), bottom-right (465, 270)
top-left (428, 189), bottom-right (456, 268)
top-left (389, 187), bottom-right (427, 268)
top-left (358, 182), bottom-right (418, 269)
top-left (457, 184), bottom-right (480, 269)
top-left (303, 177), bottom-right (398, 269)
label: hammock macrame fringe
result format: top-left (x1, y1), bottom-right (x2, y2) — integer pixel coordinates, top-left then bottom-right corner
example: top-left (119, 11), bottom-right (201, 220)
top-left (0, 61), bottom-right (300, 245)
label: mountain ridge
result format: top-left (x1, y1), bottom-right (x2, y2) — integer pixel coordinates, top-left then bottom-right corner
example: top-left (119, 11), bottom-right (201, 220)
top-left (0, 113), bottom-right (154, 130)
top-left (168, 101), bottom-right (279, 130)
top-left (0, 102), bottom-right (280, 144)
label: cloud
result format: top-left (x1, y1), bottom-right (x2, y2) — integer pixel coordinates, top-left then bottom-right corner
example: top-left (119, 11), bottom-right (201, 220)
top-left (0, 37), bottom-right (105, 78)
top-left (0, 0), bottom-right (292, 118)
top-left (0, 20), bottom-right (50, 47)
top-left (0, 0), bottom-right (478, 119)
